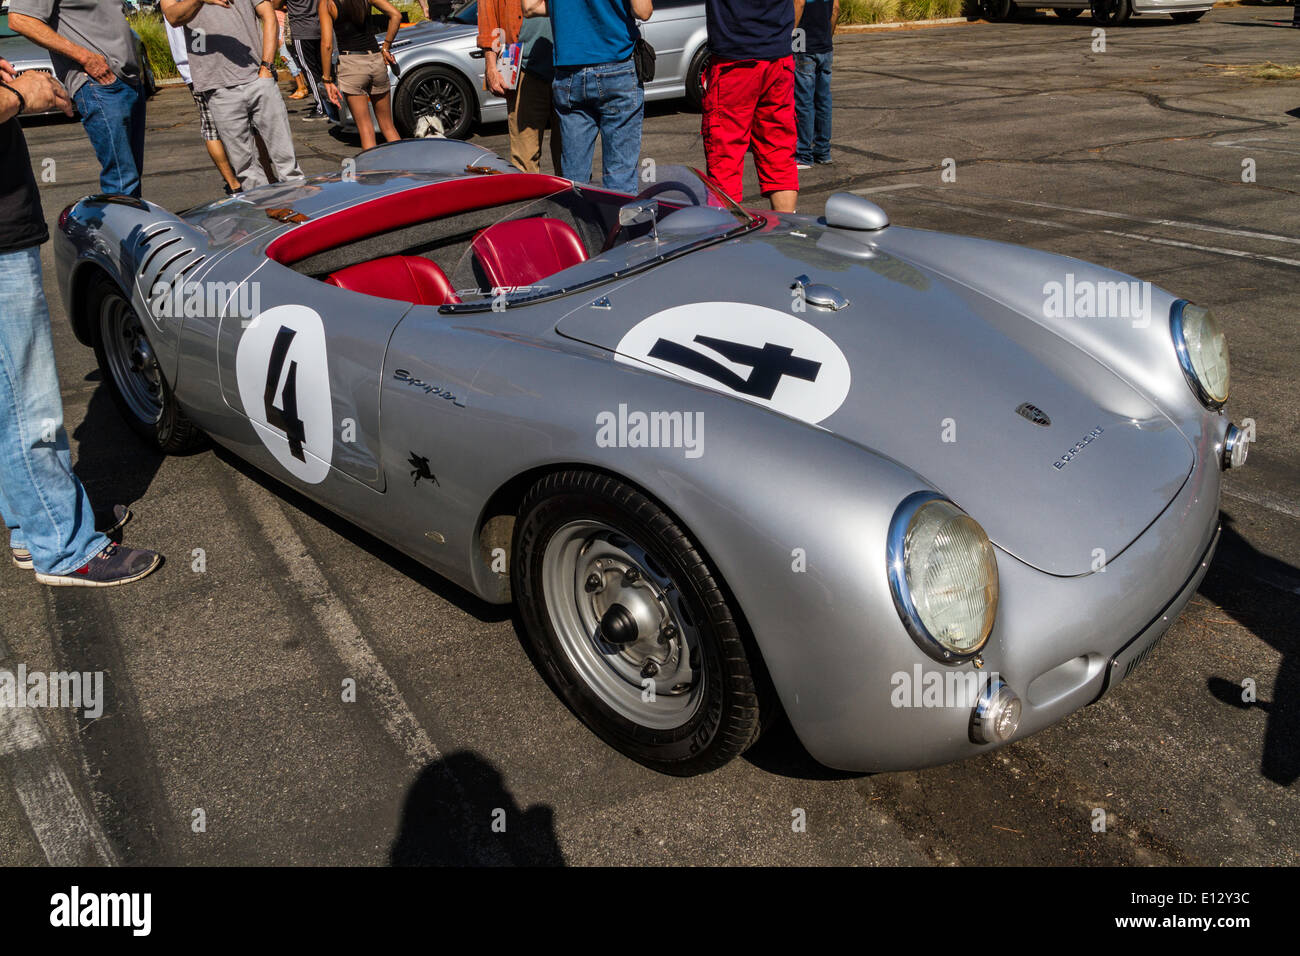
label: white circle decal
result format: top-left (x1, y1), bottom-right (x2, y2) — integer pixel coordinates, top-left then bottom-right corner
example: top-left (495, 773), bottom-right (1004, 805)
top-left (614, 303), bottom-right (851, 424)
top-left (235, 304), bottom-right (333, 484)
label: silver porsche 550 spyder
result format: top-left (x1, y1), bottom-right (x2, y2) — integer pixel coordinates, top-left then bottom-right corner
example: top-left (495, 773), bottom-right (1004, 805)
top-left (53, 139), bottom-right (1246, 776)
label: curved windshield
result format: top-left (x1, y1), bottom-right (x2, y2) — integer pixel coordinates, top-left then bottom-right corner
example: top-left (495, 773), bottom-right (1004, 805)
top-left (446, 165), bottom-right (757, 310)
top-left (448, 1), bottom-right (477, 25)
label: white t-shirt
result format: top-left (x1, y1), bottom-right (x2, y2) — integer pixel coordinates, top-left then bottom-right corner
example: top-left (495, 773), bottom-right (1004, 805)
top-left (165, 19), bottom-right (192, 86)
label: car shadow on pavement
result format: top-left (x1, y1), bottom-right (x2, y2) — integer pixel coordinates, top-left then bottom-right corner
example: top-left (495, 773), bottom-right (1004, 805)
top-left (209, 444), bottom-right (513, 624)
top-left (1199, 514), bottom-right (1299, 788)
top-left (71, 382), bottom-right (168, 519)
top-left (390, 750), bottom-right (565, 865)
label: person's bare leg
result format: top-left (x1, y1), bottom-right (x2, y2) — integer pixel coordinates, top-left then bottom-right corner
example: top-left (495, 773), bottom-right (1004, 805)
top-left (206, 139), bottom-right (242, 193)
top-left (371, 91), bottom-right (400, 143)
top-left (769, 189), bottom-right (797, 213)
top-left (348, 93), bottom-right (377, 150)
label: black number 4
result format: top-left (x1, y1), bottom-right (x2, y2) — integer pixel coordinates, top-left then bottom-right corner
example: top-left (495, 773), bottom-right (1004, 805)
top-left (648, 334), bottom-right (821, 401)
top-left (263, 326), bottom-right (306, 461)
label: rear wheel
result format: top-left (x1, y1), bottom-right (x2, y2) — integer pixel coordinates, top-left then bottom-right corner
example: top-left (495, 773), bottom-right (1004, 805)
top-left (1170, 10), bottom-right (1205, 21)
top-left (393, 65), bottom-right (476, 140)
top-left (89, 277), bottom-right (203, 453)
top-left (1091, 0), bottom-right (1132, 24)
top-left (982, 0), bottom-right (1017, 20)
top-left (513, 471), bottom-right (770, 776)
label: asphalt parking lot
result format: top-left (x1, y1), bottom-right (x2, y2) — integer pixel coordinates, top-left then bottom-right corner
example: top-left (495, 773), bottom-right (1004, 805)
top-left (2, 7), bottom-right (1298, 866)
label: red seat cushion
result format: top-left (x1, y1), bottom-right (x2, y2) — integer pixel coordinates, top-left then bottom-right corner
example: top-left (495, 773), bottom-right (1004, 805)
top-left (471, 217), bottom-right (588, 289)
top-left (325, 255), bottom-right (459, 306)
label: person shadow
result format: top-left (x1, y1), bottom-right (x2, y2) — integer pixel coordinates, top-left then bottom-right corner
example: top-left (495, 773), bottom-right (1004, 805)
top-left (1200, 513), bottom-right (1299, 787)
top-left (389, 750), bottom-right (565, 866)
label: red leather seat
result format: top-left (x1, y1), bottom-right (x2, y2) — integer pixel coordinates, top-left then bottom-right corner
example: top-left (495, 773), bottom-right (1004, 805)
top-left (325, 255), bottom-right (459, 306)
top-left (471, 217), bottom-right (588, 289)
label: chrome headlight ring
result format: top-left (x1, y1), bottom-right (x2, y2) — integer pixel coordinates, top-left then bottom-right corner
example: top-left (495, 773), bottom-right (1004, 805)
top-left (1171, 299), bottom-right (1230, 410)
top-left (886, 491), bottom-right (999, 665)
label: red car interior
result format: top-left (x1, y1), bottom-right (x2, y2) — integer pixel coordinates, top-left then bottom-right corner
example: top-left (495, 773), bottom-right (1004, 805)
top-left (470, 217), bottom-right (589, 289)
top-left (265, 173), bottom-right (573, 266)
top-left (325, 255), bottom-right (460, 306)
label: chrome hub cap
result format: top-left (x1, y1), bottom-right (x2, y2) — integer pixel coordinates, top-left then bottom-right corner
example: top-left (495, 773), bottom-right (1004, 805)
top-left (542, 520), bottom-right (703, 729)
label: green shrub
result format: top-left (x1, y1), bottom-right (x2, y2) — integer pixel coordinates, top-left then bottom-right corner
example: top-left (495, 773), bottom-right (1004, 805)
top-left (840, 0), bottom-right (974, 21)
top-left (128, 11), bottom-right (179, 81)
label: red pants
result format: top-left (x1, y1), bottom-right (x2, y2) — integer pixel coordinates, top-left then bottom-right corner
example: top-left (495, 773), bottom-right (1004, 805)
top-left (701, 56), bottom-right (800, 204)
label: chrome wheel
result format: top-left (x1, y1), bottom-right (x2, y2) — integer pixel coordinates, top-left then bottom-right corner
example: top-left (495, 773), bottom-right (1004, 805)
top-left (541, 520), bottom-right (703, 729)
top-left (99, 291), bottom-right (162, 426)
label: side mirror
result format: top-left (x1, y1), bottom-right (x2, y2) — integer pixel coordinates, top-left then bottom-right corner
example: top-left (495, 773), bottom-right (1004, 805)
top-left (823, 192), bottom-right (890, 232)
top-left (618, 198), bottom-right (660, 228)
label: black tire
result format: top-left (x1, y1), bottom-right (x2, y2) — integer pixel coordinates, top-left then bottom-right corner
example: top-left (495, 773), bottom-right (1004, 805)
top-left (982, 0), bottom-right (1017, 20)
top-left (684, 46), bottom-right (709, 112)
top-left (1054, 6), bottom-right (1085, 18)
top-left (393, 64), bottom-right (476, 140)
top-left (1091, 0), bottom-right (1132, 24)
top-left (1170, 10), bottom-right (1205, 21)
top-left (513, 471), bottom-right (770, 776)
top-left (88, 277), bottom-right (203, 454)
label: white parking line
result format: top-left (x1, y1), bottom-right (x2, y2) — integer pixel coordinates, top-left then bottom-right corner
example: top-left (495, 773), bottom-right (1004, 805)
top-left (241, 489), bottom-right (512, 864)
top-left (242, 490), bottom-right (442, 771)
top-left (0, 678), bottom-right (117, 866)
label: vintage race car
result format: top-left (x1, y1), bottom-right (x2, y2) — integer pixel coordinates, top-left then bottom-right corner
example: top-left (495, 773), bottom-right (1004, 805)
top-left (52, 139), bottom-right (1246, 775)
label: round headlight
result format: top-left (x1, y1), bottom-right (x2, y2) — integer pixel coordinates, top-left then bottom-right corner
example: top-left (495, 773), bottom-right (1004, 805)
top-left (1171, 301), bottom-right (1229, 408)
top-left (887, 493), bottom-right (999, 663)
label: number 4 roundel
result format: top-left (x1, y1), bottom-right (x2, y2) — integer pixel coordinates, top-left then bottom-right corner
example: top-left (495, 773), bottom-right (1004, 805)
top-left (235, 304), bottom-right (333, 484)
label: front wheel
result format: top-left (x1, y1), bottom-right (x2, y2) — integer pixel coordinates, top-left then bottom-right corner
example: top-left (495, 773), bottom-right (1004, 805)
top-left (684, 46), bottom-right (709, 111)
top-left (393, 65), bottom-right (476, 140)
top-left (513, 471), bottom-right (770, 775)
top-left (982, 0), bottom-right (1017, 20)
top-left (1091, 0), bottom-right (1132, 24)
top-left (1170, 10), bottom-right (1205, 22)
top-left (90, 277), bottom-right (203, 453)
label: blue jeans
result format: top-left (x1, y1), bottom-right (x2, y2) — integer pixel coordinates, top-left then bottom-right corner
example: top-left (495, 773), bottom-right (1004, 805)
top-left (794, 51), bottom-right (833, 164)
top-left (0, 248), bottom-right (109, 574)
top-left (552, 59), bottom-right (644, 195)
top-left (72, 78), bottom-right (146, 198)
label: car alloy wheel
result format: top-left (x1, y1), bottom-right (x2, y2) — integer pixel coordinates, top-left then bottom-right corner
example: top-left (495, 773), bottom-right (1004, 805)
top-left (1091, 0), bottom-right (1132, 24)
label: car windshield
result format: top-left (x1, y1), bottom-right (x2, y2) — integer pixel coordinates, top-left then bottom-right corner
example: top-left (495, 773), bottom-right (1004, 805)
top-left (447, 1), bottom-right (477, 25)
top-left (445, 165), bottom-right (757, 311)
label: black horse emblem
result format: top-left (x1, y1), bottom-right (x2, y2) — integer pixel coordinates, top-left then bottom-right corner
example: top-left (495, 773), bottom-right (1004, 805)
top-left (408, 452), bottom-right (440, 487)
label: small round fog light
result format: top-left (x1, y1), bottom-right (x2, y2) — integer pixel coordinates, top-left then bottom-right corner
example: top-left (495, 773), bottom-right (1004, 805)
top-left (971, 680), bottom-right (1021, 745)
top-left (1222, 423), bottom-right (1248, 470)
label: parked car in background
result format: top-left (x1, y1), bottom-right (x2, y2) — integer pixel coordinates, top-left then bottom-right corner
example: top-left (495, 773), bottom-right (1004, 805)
top-left (982, 0), bottom-right (1213, 24)
top-left (387, 0), bottom-right (708, 140)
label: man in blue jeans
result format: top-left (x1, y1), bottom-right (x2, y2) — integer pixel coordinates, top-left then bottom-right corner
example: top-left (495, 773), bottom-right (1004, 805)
top-left (524, 0), bottom-right (652, 195)
top-left (9, 0), bottom-right (146, 197)
top-left (0, 60), bottom-right (162, 586)
top-left (794, 0), bottom-right (837, 169)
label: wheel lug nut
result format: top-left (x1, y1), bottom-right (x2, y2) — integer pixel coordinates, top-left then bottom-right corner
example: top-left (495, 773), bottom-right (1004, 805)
top-left (623, 567), bottom-right (640, 584)
top-left (641, 660), bottom-right (659, 679)
top-left (659, 623), bottom-right (677, 645)
top-left (585, 573), bottom-right (602, 593)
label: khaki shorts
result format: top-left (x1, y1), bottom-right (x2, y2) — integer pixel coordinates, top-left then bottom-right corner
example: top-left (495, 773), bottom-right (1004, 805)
top-left (337, 51), bottom-right (390, 97)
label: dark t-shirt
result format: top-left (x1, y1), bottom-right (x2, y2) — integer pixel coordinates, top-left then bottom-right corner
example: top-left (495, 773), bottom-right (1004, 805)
top-left (0, 116), bottom-right (49, 254)
top-left (284, 0), bottom-right (321, 40)
top-left (705, 0), bottom-right (795, 62)
top-left (799, 0), bottom-right (834, 55)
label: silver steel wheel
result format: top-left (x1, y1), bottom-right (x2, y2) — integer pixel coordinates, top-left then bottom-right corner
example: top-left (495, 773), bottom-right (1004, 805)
top-left (541, 520), bottom-right (704, 730)
top-left (99, 291), bottom-right (163, 426)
